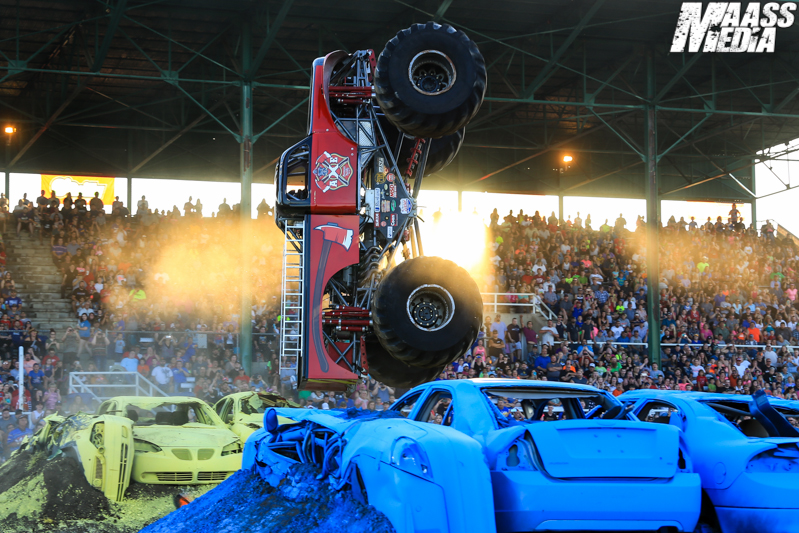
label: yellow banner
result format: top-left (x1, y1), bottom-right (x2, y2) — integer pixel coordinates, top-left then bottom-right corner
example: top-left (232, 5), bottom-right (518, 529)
top-left (41, 175), bottom-right (115, 206)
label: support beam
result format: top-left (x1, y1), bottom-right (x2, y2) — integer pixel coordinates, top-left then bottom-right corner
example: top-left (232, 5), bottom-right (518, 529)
top-left (6, 1), bottom-right (129, 168)
top-left (432, 0), bottom-right (454, 22)
top-left (653, 52), bottom-right (703, 103)
top-left (521, 0), bottom-right (606, 100)
top-left (7, 82), bottom-right (84, 167)
top-left (240, 22), bottom-right (254, 375)
top-left (644, 52), bottom-right (660, 366)
top-left (129, 96), bottom-right (229, 173)
top-left (250, 0), bottom-right (295, 77)
top-left (127, 176), bottom-right (132, 212)
top-left (92, 0), bottom-right (128, 72)
top-left (751, 162), bottom-right (757, 225)
top-left (471, 111), bottom-right (635, 183)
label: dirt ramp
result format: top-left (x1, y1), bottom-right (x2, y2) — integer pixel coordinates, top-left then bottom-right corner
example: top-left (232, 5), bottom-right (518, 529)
top-left (142, 464), bottom-right (395, 533)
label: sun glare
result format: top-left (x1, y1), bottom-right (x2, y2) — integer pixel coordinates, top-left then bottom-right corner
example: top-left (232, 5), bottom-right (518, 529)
top-left (420, 210), bottom-right (488, 275)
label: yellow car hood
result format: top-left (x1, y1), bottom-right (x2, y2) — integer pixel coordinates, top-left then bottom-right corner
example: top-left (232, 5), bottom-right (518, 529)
top-left (236, 413), bottom-right (295, 427)
top-left (133, 425), bottom-right (240, 448)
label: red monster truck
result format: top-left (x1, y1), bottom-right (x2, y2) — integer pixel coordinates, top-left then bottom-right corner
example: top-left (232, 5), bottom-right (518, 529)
top-left (274, 22), bottom-right (486, 390)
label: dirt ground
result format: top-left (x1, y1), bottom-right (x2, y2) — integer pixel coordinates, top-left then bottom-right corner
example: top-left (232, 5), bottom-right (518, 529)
top-left (0, 451), bottom-right (211, 533)
top-left (141, 463), bottom-right (396, 533)
top-left (0, 449), bottom-right (395, 533)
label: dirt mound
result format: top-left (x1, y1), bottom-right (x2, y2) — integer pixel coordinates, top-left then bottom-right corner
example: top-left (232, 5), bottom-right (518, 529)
top-left (142, 463), bottom-right (396, 533)
top-left (0, 452), bottom-right (116, 532)
top-left (41, 456), bottom-right (116, 522)
top-left (0, 451), bottom-right (211, 533)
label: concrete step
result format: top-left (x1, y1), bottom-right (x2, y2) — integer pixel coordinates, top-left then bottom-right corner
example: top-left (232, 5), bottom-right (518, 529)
top-left (23, 293), bottom-right (65, 300)
top-left (27, 313), bottom-right (76, 321)
top-left (6, 261), bottom-right (58, 274)
top-left (24, 305), bottom-right (74, 313)
top-left (25, 298), bottom-right (71, 305)
top-left (14, 283), bottom-right (62, 291)
top-left (13, 274), bottom-right (61, 282)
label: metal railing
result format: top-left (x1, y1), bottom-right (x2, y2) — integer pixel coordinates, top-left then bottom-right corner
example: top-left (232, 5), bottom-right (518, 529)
top-left (536, 339), bottom-right (798, 351)
top-left (68, 371), bottom-right (171, 402)
top-left (481, 292), bottom-right (557, 320)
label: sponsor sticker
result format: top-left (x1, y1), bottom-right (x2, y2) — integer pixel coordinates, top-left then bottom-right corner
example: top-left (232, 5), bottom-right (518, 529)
top-left (388, 183), bottom-right (397, 198)
top-left (400, 198), bottom-right (412, 214)
top-left (386, 172), bottom-right (395, 183)
top-left (390, 214), bottom-right (398, 226)
top-left (387, 227), bottom-right (393, 238)
top-left (381, 200), bottom-right (391, 212)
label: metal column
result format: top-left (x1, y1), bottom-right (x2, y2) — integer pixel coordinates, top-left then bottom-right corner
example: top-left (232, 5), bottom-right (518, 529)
top-left (558, 194), bottom-right (564, 223)
top-left (750, 162), bottom-right (757, 229)
top-left (126, 176), bottom-right (132, 212)
top-left (4, 171), bottom-right (8, 201)
top-left (239, 22), bottom-right (254, 374)
top-left (644, 52), bottom-right (661, 366)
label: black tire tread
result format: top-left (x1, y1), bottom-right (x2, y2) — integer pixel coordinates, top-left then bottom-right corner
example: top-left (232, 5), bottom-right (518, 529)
top-left (375, 22), bottom-right (486, 139)
top-left (373, 256), bottom-right (482, 368)
top-left (365, 339), bottom-right (442, 388)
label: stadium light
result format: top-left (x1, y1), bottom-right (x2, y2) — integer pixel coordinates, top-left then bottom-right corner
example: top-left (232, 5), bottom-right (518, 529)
top-left (563, 155), bottom-right (573, 163)
top-left (4, 126), bottom-right (14, 134)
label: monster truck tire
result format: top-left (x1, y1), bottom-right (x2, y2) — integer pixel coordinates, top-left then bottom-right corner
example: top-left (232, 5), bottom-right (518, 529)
top-left (378, 112), bottom-right (464, 176)
top-left (365, 339), bottom-right (442, 388)
top-left (375, 22), bottom-right (486, 139)
top-left (422, 128), bottom-right (464, 175)
top-left (373, 256), bottom-right (482, 369)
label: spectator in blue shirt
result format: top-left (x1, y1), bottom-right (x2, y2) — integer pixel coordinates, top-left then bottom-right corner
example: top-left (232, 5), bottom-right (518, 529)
top-left (77, 313), bottom-right (92, 358)
top-left (28, 363), bottom-right (45, 392)
top-left (4, 289), bottom-right (21, 309)
top-left (7, 416), bottom-right (32, 452)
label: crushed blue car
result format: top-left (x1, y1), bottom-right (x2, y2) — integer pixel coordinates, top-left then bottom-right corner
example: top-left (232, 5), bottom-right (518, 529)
top-left (244, 379), bottom-right (701, 532)
top-left (620, 389), bottom-right (799, 533)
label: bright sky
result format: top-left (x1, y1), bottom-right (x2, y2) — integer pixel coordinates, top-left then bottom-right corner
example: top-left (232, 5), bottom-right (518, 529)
top-left (7, 152), bottom-right (795, 236)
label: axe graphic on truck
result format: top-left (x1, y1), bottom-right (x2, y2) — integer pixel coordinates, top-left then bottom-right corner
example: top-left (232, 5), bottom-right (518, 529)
top-left (311, 223), bottom-right (354, 373)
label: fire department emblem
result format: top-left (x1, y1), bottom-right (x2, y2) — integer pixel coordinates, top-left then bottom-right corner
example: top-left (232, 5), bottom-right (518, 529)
top-left (313, 151), bottom-right (353, 193)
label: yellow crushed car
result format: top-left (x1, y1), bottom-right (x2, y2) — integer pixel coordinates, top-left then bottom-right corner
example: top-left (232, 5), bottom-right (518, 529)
top-left (213, 392), bottom-right (297, 443)
top-left (96, 396), bottom-right (243, 485)
top-left (13, 412), bottom-right (134, 502)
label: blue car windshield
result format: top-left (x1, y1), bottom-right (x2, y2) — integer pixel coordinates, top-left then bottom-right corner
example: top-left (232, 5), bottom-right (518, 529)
top-left (700, 399), bottom-right (799, 438)
top-left (481, 388), bottom-right (618, 427)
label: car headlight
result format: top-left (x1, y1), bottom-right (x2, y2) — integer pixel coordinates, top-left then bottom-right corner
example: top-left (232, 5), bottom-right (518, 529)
top-left (134, 439), bottom-right (162, 453)
top-left (390, 437), bottom-right (433, 480)
top-left (221, 442), bottom-right (242, 456)
top-left (90, 422), bottom-right (105, 453)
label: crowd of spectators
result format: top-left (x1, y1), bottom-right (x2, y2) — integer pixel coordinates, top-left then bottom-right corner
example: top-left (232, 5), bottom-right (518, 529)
top-left (2, 188), bottom-right (799, 457)
top-left (433, 205), bottom-right (799, 403)
top-left (0, 191), bottom-right (285, 460)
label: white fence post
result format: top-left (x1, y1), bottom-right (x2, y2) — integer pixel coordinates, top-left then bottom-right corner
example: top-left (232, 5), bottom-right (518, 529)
top-left (17, 346), bottom-right (24, 410)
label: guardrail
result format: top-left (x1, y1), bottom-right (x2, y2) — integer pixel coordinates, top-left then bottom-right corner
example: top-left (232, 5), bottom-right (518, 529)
top-left (480, 292), bottom-right (557, 320)
top-left (68, 371), bottom-right (172, 402)
top-left (537, 339), bottom-right (797, 351)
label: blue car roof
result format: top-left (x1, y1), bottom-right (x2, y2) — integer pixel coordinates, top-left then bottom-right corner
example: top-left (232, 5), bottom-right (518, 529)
top-left (620, 390), bottom-right (749, 403)
top-left (420, 378), bottom-right (608, 395)
top-left (620, 390), bottom-right (797, 406)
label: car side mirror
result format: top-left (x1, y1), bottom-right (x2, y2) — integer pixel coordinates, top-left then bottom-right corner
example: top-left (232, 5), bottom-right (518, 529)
top-left (264, 408), bottom-right (278, 433)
